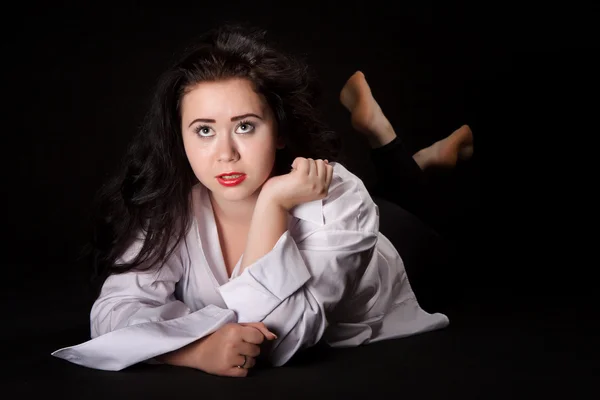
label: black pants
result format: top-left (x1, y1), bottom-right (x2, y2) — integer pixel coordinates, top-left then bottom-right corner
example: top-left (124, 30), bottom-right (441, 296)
top-left (368, 136), bottom-right (432, 225)
top-left (364, 137), bottom-right (451, 308)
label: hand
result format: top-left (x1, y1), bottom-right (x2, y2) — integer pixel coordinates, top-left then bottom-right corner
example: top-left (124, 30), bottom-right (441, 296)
top-left (156, 322), bottom-right (277, 377)
top-left (262, 158), bottom-right (334, 211)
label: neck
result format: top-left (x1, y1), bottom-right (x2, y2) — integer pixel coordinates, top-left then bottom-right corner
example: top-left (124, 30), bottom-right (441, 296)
top-left (209, 191), bottom-right (258, 226)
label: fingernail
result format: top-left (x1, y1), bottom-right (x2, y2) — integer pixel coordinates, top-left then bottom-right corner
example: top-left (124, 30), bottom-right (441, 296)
top-left (270, 333), bottom-right (278, 339)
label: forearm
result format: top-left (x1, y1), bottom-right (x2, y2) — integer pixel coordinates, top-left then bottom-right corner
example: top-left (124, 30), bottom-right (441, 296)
top-left (239, 193), bottom-right (288, 273)
top-left (154, 341), bottom-right (195, 368)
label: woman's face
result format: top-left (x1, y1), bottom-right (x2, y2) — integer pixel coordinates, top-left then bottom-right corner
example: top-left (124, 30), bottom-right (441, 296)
top-left (180, 78), bottom-right (283, 203)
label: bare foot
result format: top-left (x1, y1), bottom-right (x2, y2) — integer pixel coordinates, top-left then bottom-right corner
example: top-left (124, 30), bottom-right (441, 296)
top-left (340, 71), bottom-right (397, 148)
top-left (413, 125), bottom-right (474, 170)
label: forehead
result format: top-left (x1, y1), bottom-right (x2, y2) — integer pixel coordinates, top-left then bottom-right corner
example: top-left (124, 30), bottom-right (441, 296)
top-left (181, 78), bottom-right (267, 120)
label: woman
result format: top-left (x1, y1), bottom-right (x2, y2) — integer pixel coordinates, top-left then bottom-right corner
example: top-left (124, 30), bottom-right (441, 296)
top-left (52, 23), bottom-right (473, 377)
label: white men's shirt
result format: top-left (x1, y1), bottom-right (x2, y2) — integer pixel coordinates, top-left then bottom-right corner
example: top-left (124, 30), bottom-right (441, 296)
top-left (52, 162), bottom-right (449, 371)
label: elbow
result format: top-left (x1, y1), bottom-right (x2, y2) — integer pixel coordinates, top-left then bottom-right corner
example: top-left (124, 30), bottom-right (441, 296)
top-left (267, 290), bottom-right (326, 366)
top-left (89, 297), bottom-right (136, 338)
top-left (269, 316), bottom-right (326, 368)
top-left (89, 298), bottom-right (114, 338)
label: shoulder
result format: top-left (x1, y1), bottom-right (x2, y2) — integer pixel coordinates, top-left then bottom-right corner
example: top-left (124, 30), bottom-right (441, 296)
top-left (114, 224), bottom-right (189, 280)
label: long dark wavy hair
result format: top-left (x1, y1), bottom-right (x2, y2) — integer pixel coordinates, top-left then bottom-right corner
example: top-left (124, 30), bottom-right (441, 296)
top-left (80, 23), bottom-right (341, 296)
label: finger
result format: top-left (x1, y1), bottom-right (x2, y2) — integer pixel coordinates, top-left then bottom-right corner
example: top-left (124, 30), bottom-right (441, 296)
top-left (240, 323), bottom-right (277, 342)
top-left (316, 159), bottom-right (327, 180)
top-left (325, 164), bottom-right (334, 189)
top-left (291, 157), bottom-right (300, 170)
top-left (292, 157), bottom-right (307, 174)
top-left (239, 326), bottom-right (265, 344)
top-left (229, 366), bottom-right (249, 377)
top-left (306, 158), bottom-right (316, 176)
top-left (234, 354), bottom-right (256, 369)
top-left (241, 322), bottom-right (277, 341)
top-left (237, 341), bottom-right (261, 358)
top-left (297, 158), bottom-right (310, 175)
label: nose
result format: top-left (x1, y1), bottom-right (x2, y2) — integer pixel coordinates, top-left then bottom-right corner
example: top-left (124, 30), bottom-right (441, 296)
top-left (216, 133), bottom-right (239, 163)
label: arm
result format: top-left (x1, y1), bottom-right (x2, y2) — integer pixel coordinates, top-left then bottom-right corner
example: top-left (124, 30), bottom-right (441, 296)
top-left (240, 157), bottom-right (330, 272)
top-left (217, 163), bottom-right (380, 366)
top-left (51, 237), bottom-right (236, 371)
top-left (239, 194), bottom-right (288, 273)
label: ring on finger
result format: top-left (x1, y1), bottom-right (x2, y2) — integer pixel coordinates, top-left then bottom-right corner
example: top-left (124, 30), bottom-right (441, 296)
top-left (237, 355), bottom-right (247, 369)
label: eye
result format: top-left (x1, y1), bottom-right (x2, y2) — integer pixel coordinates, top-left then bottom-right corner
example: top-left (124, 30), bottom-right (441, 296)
top-left (236, 121), bottom-right (255, 134)
top-left (194, 125), bottom-right (214, 138)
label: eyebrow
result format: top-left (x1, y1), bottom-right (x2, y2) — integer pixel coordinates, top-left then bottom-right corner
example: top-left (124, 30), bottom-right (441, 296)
top-left (187, 113), bottom-right (263, 127)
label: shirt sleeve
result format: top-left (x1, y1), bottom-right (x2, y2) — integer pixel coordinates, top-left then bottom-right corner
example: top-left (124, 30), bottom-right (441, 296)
top-left (51, 237), bottom-right (236, 371)
top-left (217, 164), bottom-right (380, 366)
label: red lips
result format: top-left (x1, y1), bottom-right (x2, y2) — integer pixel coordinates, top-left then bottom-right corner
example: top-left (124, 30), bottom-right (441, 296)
top-left (216, 172), bottom-right (245, 178)
top-left (216, 172), bottom-right (246, 187)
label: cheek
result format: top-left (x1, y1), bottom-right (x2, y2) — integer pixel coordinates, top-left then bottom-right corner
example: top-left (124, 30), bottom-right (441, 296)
top-left (183, 139), bottom-right (209, 175)
top-left (249, 138), bottom-right (277, 165)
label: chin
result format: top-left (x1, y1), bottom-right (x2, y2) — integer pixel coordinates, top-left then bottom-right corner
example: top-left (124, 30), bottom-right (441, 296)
top-left (211, 184), bottom-right (260, 202)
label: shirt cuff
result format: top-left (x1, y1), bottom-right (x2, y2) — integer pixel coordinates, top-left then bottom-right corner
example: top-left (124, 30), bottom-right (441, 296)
top-left (218, 231), bottom-right (311, 323)
top-left (51, 304), bottom-right (235, 371)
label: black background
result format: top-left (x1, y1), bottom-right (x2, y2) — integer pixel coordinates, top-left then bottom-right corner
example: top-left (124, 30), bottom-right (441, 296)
top-left (3, 1), bottom-right (598, 395)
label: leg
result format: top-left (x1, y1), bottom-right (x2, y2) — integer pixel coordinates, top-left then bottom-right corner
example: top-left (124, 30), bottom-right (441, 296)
top-left (372, 195), bottom-right (452, 309)
top-left (339, 71), bottom-right (431, 223)
top-left (339, 71), bottom-right (474, 169)
top-left (339, 71), bottom-right (398, 149)
top-left (412, 125), bottom-right (474, 170)
top-left (369, 136), bottom-right (433, 226)
top-left (339, 71), bottom-right (474, 227)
